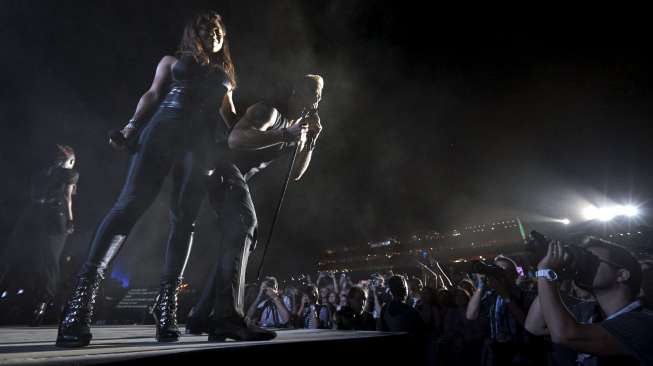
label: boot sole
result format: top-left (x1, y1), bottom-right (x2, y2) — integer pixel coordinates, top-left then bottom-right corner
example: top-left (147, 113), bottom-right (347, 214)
top-left (156, 337), bottom-right (180, 342)
top-left (156, 330), bottom-right (181, 342)
top-left (208, 334), bottom-right (229, 342)
top-left (55, 335), bottom-right (92, 348)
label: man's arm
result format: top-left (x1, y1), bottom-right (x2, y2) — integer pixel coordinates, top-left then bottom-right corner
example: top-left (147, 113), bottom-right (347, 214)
top-left (266, 289), bottom-right (291, 325)
top-left (291, 145), bottom-right (314, 181)
top-left (525, 295), bottom-right (550, 336)
top-left (538, 279), bottom-right (626, 354)
top-left (228, 103), bottom-right (303, 150)
top-left (291, 113), bottom-right (322, 181)
top-left (466, 277), bottom-right (485, 320)
top-left (537, 241), bottom-right (628, 355)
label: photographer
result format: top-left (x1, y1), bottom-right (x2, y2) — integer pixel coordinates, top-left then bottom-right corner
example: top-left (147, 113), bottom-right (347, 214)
top-left (465, 255), bottom-right (527, 365)
top-left (296, 284), bottom-right (331, 329)
top-left (245, 277), bottom-right (291, 328)
top-left (316, 271), bottom-right (338, 295)
top-left (531, 238), bottom-right (653, 365)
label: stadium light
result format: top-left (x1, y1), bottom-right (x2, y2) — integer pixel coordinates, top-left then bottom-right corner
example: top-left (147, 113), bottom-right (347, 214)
top-left (620, 205), bottom-right (639, 217)
top-left (582, 204), bottom-right (640, 222)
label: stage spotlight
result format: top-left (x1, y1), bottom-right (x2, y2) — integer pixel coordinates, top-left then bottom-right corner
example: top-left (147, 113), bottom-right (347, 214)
top-left (582, 206), bottom-right (600, 221)
top-left (582, 206), bottom-right (615, 221)
top-left (582, 204), bottom-right (640, 222)
top-left (597, 207), bottom-right (617, 222)
top-left (561, 218), bottom-right (570, 225)
top-left (620, 205), bottom-right (639, 217)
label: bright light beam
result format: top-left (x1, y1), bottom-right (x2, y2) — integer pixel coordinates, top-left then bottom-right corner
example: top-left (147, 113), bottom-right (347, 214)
top-left (582, 204), bottom-right (639, 222)
top-left (620, 205), bottom-right (639, 217)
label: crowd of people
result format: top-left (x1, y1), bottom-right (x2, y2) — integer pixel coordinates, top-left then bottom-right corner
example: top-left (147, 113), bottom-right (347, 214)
top-left (1, 9), bottom-right (652, 364)
top-left (240, 238), bottom-right (653, 366)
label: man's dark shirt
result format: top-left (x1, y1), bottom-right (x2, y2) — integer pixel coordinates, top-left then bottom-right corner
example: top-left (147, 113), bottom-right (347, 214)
top-left (380, 300), bottom-right (424, 335)
top-left (600, 306), bottom-right (653, 366)
top-left (336, 306), bottom-right (376, 331)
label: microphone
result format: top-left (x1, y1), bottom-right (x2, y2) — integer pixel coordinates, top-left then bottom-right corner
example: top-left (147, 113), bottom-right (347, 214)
top-left (108, 129), bottom-right (138, 153)
top-left (302, 108), bottom-right (318, 150)
top-left (108, 129), bottom-right (127, 146)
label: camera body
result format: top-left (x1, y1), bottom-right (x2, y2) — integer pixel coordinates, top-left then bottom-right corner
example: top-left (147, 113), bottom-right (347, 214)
top-left (527, 230), bottom-right (600, 289)
top-left (454, 260), bottom-right (507, 280)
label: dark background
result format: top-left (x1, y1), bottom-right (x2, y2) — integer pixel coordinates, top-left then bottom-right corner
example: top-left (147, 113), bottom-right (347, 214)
top-left (1, 1), bottom-right (651, 286)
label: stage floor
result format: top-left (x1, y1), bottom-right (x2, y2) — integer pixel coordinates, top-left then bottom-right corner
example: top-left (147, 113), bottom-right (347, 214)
top-left (0, 325), bottom-right (404, 365)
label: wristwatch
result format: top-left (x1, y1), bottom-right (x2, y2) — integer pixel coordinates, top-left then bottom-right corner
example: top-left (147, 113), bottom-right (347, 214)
top-left (125, 118), bottom-right (140, 130)
top-left (536, 269), bottom-right (558, 282)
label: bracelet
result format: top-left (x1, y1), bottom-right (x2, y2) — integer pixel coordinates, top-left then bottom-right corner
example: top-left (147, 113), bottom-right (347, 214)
top-left (126, 118), bottom-right (140, 130)
top-left (536, 269), bottom-right (559, 282)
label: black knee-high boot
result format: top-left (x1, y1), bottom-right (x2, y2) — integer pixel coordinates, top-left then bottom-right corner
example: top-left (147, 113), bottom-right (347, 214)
top-left (56, 234), bottom-right (125, 348)
top-left (152, 278), bottom-right (182, 342)
top-left (55, 271), bottom-right (105, 347)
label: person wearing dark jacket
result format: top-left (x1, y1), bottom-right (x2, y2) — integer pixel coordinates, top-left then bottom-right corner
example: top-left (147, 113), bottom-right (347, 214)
top-left (0, 144), bottom-right (78, 325)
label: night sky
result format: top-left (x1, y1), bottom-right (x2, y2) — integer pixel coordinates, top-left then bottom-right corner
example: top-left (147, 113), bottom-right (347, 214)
top-left (1, 2), bottom-right (652, 285)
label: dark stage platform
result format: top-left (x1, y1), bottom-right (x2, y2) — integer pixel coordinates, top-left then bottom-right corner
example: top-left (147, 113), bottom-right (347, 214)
top-left (0, 326), bottom-right (409, 365)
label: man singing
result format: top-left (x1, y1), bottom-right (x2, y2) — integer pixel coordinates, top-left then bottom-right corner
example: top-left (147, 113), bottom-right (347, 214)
top-left (188, 74), bottom-right (324, 341)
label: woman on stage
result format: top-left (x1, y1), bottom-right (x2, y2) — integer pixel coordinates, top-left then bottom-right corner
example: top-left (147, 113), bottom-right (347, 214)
top-left (56, 11), bottom-right (237, 347)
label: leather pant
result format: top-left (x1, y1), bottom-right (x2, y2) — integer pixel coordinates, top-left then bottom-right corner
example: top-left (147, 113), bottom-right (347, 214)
top-left (79, 107), bottom-right (209, 282)
top-left (193, 162), bottom-right (258, 321)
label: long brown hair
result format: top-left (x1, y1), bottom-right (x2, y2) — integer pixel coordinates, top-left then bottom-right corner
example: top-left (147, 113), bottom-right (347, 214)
top-left (178, 11), bottom-right (237, 88)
